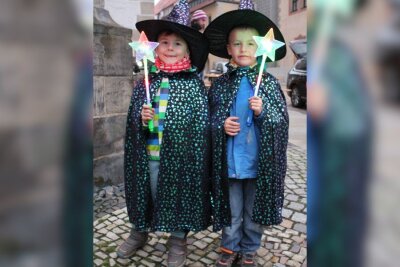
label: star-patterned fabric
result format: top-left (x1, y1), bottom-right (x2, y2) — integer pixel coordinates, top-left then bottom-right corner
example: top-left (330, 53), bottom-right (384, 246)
top-left (166, 0), bottom-right (190, 26)
top-left (208, 63), bottom-right (289, 230)
top-left (239, 0), bottom-right (255, 10)
top-left (124, 65), bottom-right (212, 232)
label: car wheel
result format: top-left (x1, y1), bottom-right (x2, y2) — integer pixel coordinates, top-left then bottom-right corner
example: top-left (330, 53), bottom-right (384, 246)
top-left (291, 86), bottom-right (303, 108)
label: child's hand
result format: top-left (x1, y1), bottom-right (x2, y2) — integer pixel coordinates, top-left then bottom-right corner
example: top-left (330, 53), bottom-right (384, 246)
top-left (249, 96), bottom-right (263, 116)
top-left (141, 104), bottom-right (154, 125)
top-left (224, 116), bottom-right (240, 136)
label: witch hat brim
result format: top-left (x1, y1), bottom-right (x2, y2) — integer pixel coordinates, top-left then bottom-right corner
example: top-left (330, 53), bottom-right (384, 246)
top-left (136, 20), bottom-right (209, 72)
top-left (204, 9), bottom-right (286, 61)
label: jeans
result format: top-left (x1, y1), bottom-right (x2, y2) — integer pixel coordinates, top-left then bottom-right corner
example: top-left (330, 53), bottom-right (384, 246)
top-left (147, 160), bottom-right (186, 239)
top-left (221, 179), bottom-right (263, 253)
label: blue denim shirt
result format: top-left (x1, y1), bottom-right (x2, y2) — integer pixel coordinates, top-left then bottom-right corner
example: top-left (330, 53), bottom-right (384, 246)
top-left (227, 76), bottom-right (260, 179)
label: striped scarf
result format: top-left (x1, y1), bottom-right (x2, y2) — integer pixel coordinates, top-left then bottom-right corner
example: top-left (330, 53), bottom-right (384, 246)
top-left (155, 56), bottom-right (191, 73)
top-left (146, 77), bottom-right (170, 160)
top-left (146, 58), bottom-right (192, 159)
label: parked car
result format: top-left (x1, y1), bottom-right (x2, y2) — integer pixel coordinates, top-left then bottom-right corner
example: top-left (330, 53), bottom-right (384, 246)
top-left (204, 61), bottom-right (228, 88)
top-left (213, 61), bottom-right (228, 74)
top-left (287, 39), bottom-right (307, 108)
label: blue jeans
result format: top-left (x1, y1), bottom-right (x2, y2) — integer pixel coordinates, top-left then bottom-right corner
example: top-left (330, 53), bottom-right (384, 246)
top-left (148, 160), bottom-right (186, 239)
top-left (221, 179), bottom-right (263, 253)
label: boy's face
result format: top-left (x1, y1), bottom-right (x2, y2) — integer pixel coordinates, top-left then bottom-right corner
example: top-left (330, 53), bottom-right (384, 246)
top-left (227, 28), bottom-right (258, 67)
top-left (156, 32), bottom-right (189, 64)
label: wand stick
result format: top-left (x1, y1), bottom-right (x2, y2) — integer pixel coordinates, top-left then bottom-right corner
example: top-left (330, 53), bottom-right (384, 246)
top-left (143, 58), bottom-right (154, 131)
top-left (254, 54), bottom-right (267, 97)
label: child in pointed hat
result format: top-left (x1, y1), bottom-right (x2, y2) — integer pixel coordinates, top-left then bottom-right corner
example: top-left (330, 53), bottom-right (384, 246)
top-left (118, 1), bottom-right (211, 266)
top-left (204, 0), bottom-right (289, 266)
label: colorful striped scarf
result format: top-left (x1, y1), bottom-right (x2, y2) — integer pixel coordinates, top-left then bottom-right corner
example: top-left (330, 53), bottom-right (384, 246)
top-left (146, 77), bottom-right (170, 160)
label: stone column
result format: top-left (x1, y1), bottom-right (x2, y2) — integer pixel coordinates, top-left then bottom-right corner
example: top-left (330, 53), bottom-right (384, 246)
top-left (93, 0), bottom-right (155, 186)
top-left (93, 4), bottom-right (135, 186)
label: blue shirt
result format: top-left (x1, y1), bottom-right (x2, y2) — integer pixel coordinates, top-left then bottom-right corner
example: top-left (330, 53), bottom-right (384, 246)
top-left (227, 76), bottom-right (260, 179)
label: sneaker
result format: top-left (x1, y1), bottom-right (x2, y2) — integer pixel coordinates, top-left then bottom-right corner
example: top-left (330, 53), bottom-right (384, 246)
top-left (240, 252), bottom-right (257, 267)
top-left (166, 235), bottom-right (187, 267)
top-left (216, 247), bottom-right (237, 267)
top-left (116, 230), bottom-right (148, 259)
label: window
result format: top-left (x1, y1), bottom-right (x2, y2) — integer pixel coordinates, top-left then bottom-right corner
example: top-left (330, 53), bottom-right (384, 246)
top-left (303, 0), bottom-right (307, 8)
top-left (291, 0), bottom-right (298, 13)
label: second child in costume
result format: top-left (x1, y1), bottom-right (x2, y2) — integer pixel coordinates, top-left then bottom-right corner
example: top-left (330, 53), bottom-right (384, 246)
top-left (117, 1), bottom-right (211, 266)
top-left (204, 0), bottom-right (289, 266)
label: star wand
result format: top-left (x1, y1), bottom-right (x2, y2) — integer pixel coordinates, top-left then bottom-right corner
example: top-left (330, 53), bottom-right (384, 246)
top-left (129, 31), bottom-right (159, 131)
top-left (246, 28), bottom-right (285, 126)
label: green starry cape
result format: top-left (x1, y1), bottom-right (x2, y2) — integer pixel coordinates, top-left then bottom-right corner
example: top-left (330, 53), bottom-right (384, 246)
top-left (208, 66), bottom-right (289, 230)
top-left (124, 66), bottom-right (212, 232)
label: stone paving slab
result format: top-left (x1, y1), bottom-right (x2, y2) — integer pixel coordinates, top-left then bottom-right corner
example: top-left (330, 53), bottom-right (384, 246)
top-left (94, 143), bottom-right (307, 266)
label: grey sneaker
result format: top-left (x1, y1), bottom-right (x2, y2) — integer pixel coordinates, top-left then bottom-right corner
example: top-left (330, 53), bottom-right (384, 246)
top-left (216, 248), bottom-right (237, 267)
top-left (116, 230), bottom-right (148, 259)
top-left (166, 235), bottom-right (187, 267)
top-left (240, 252), bottom-right (257, 267)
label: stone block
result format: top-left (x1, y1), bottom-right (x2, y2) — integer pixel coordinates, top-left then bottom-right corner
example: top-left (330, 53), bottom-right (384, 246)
top-left (286, 194), bottom-right (299, 202)
top-left (257, 247), bottom-right (268, 257)
top-left (94, 76), bottom-right (106, 116)
top-left (93, 114), bottom-right (126, 158)
top-left (94, 259), bottom-right (103, 266)
top-left (94, 153), bottom-right (124, 185)
top-left (206, 251), bottom-right (219, 260)
top-left (290, 243), bottom-right (301, 253)
top-left (131, 30), bottom-right (140, 40)
top-left (291, 212), bottom-right (307, 224)
top-left (93, 25), bottom-right (134, 76)
top-left (280, 219), bottom-right (293, 229)
top-left (104, 77), bottom-right (133, 114)
top-left (293, 223), bottom-right (307, 233)
top-left (287, 259), bottom-right (302, 267)
top-left (288, 202), bottom-right (305, 211)
top-left (200, 257), bottom-right (213, 265)
top-left (95, 251), bottom-right (107, 259)
top-left (282, 208), bottom-right (293, 218)
top-left (136, 250), bottom-right (149, 258)
top-left (193, 240), bottom-right (208, 250)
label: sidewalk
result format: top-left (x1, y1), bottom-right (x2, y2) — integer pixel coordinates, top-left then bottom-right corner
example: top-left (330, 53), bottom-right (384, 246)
top-left (93, 143), bottom-right (307, 267)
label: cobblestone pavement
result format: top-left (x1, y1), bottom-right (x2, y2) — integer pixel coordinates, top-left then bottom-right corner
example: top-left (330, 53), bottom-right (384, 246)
top-left (94, 143), bottom-right (307, 267)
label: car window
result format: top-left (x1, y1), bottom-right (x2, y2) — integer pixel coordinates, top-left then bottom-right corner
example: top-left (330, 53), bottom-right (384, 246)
top-left (290, 40), bottom-right (307, 57)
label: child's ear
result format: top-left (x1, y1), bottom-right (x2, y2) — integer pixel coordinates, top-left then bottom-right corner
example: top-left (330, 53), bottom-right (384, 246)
top-left (227, 44), bottom-right (232, 56)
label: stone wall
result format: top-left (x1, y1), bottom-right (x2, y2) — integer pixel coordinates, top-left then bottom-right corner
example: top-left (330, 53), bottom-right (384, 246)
top-left (93, 0), bottom-right (153, 185)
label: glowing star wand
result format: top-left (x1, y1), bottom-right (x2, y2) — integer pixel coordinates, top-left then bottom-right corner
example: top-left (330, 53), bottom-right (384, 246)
top-left (129, 31), bottom-right (159, 131)
top-left (246, 28), bottom-right (285, 127)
